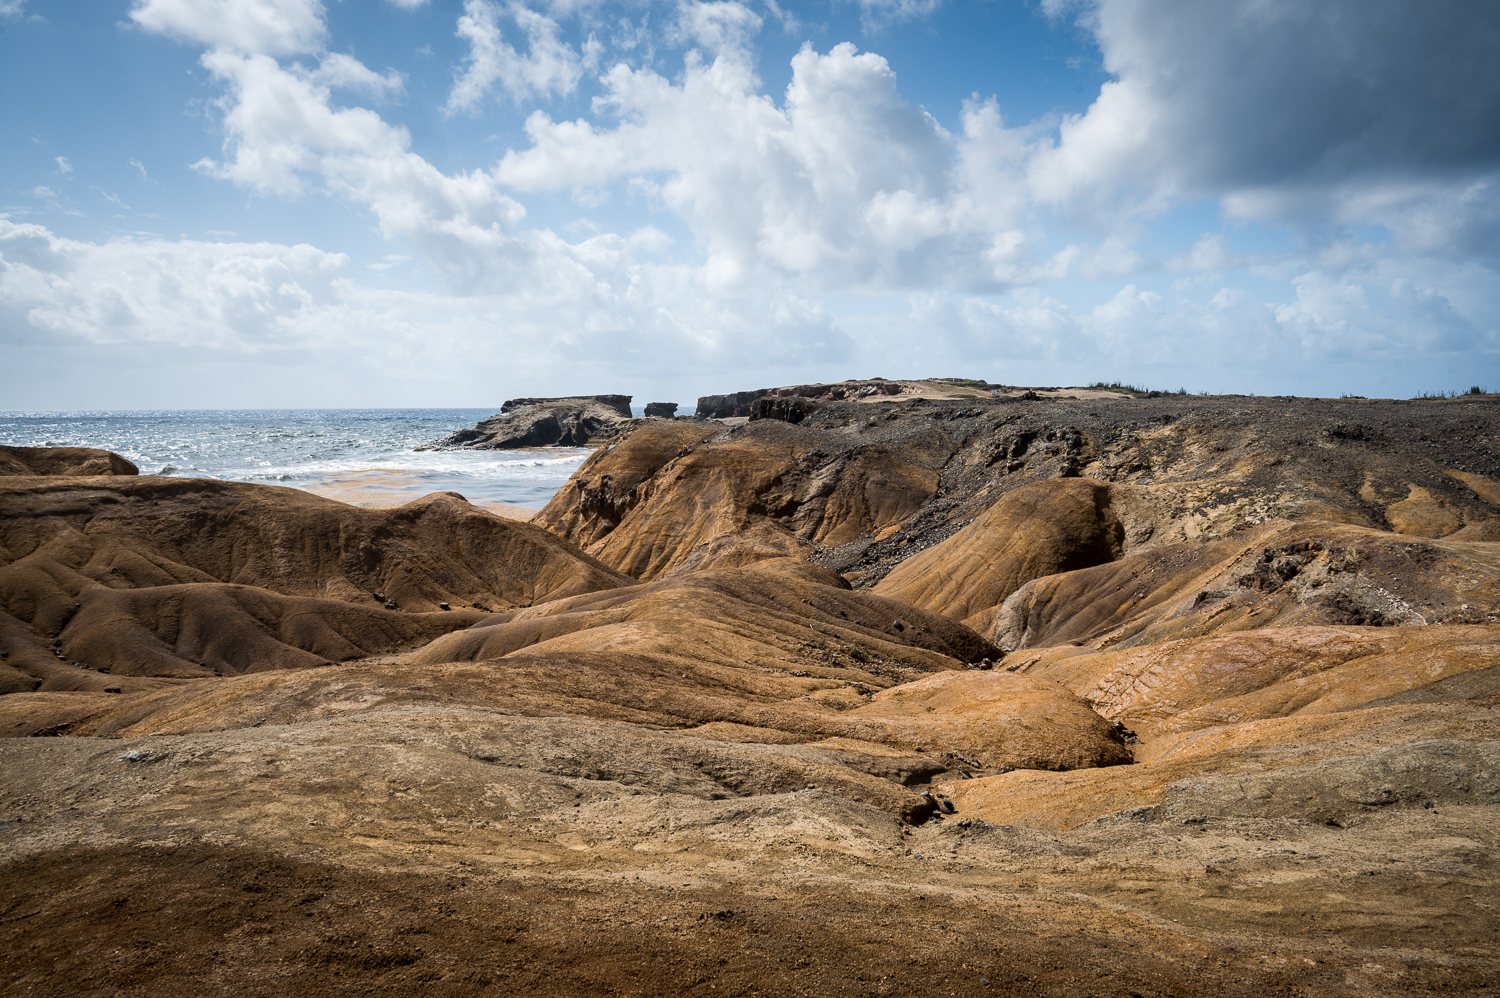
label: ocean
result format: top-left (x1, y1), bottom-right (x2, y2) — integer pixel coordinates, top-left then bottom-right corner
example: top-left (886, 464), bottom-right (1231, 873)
top-left (0, 409), bottom-right (595, 513)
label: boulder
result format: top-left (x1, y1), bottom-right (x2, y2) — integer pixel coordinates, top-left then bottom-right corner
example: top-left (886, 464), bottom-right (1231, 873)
top-left (644, 402), bottom-right (679, 418)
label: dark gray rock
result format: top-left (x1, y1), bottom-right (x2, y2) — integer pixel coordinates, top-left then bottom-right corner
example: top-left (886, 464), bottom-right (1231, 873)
top-left (695, 389), bottom-right (771, 418)
top-left (644, 402), bottom-right (679, 418)
top-left (749, 396), bottom-right (820, 424)
top-left (422, 396), bottom-right (635, 450)
top-left (697, 381), bottom-right (909, 418)
top-left (501, 395), bottom-right (632, 418)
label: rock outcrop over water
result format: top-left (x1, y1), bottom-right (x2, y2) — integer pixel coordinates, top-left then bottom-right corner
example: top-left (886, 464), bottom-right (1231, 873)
top-left (3, 387), bottom-right (1500, 997)
top-left (425, 395), bottom-right (634, 449)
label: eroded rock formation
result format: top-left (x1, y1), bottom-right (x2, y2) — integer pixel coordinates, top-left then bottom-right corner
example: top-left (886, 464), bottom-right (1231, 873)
top-left (424, 395), bottom-right (634, 448)
top-left (3, 387), bottom-right (1500, 997)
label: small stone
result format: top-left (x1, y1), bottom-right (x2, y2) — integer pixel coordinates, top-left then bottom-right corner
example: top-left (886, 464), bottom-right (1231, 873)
top-left (438, 602), bottom-right (450, 611)
top-left (104, 687), bottom-right (122, 694)
top-left (384, 600), bottom-right (398, 610)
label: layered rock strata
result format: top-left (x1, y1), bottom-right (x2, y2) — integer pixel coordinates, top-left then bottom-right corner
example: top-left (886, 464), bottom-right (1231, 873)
top-left (539, 392), bottom-right (1500, 591)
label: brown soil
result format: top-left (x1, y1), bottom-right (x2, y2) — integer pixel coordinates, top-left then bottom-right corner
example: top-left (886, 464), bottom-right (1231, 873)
top-left (3, 392), bottom-right (1499, 997)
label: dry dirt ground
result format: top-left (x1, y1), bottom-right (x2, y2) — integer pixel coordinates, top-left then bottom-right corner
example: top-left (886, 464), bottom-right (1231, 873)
top-left (4, 728), bottom-right (1496, 998)
top-left (2, 395), bottom-right (1499, 997)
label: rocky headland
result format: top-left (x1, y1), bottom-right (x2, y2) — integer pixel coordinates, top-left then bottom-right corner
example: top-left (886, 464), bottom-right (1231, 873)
top-left (2, 386), bottom-right (1498, 997)
top-left (423, 394), bottom-right (637, 449)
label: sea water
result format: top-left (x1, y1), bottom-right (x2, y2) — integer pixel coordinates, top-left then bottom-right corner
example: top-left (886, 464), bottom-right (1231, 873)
top-left (0, 409), bottom-right (595, 512)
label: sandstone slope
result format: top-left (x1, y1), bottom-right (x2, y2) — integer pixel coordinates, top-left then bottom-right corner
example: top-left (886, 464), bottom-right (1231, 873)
top-left (3, 396), bottom-right (1500, 998)
top-left (0, 474), bottom-right (631, 693)
top-left (538, 393), bottom-right (1500, 592)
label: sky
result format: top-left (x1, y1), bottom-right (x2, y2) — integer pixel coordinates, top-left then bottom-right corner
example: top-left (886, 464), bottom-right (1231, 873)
top-left (1, 0), bottom-right (1498, 408)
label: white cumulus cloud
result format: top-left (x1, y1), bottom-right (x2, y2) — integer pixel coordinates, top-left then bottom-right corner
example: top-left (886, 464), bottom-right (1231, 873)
top-left (446, 0), bottom-right (600, 111)
top-left (129, 0), bottom-right (328, 56)
top-left (497, 41), bottom-right (1044, 293)
top-left (0, 218), bottom-right (353, 351)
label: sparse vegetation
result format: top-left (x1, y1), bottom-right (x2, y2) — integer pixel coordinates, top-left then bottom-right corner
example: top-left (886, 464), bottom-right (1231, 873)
top-left (842, 643), bottom-right (872, 663)
top-left (1415, 387), bottom-right (1490, 399)
top-left (1087, 381), bottom-right (1193, 397)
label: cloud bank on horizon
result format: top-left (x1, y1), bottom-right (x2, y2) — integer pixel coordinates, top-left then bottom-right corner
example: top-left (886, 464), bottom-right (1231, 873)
top-left (0, 0), bottom-right (1497, 406)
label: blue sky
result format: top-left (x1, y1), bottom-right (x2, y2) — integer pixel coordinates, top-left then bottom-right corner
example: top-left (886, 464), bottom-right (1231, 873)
top-left (2, 0), bottom-right (1497, 407)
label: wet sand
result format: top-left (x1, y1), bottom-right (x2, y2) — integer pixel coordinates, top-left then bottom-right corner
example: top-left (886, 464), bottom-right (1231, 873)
top-left (291, 467), bottom-right (543, 519)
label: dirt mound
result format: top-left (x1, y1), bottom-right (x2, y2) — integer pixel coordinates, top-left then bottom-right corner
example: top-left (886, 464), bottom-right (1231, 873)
top-left (0, 445), bottom-right (138, 477)
top-left (939, 623), bottom-right (1500, 831)
top-left (873, 477), bottom-right (1125, 622)
top-left (535, 418), bottom-right (944, 580)
top-left (1, 557), bottom-right (1127, 784)
top-left (1019, 623), bottom-right (1500, 739)
top-left (980, 520), bottom-right (1500, 651)
top-left (535, 419), bottom-right (719, 550)
top-left (940, 702), bottom-right (1500, 831)
top-left (0, 476), bottom-right (630, 691)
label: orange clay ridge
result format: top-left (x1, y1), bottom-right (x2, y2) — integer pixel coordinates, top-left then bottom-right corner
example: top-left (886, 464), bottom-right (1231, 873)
top-left (1, 387), bottom-right (1498, 997)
